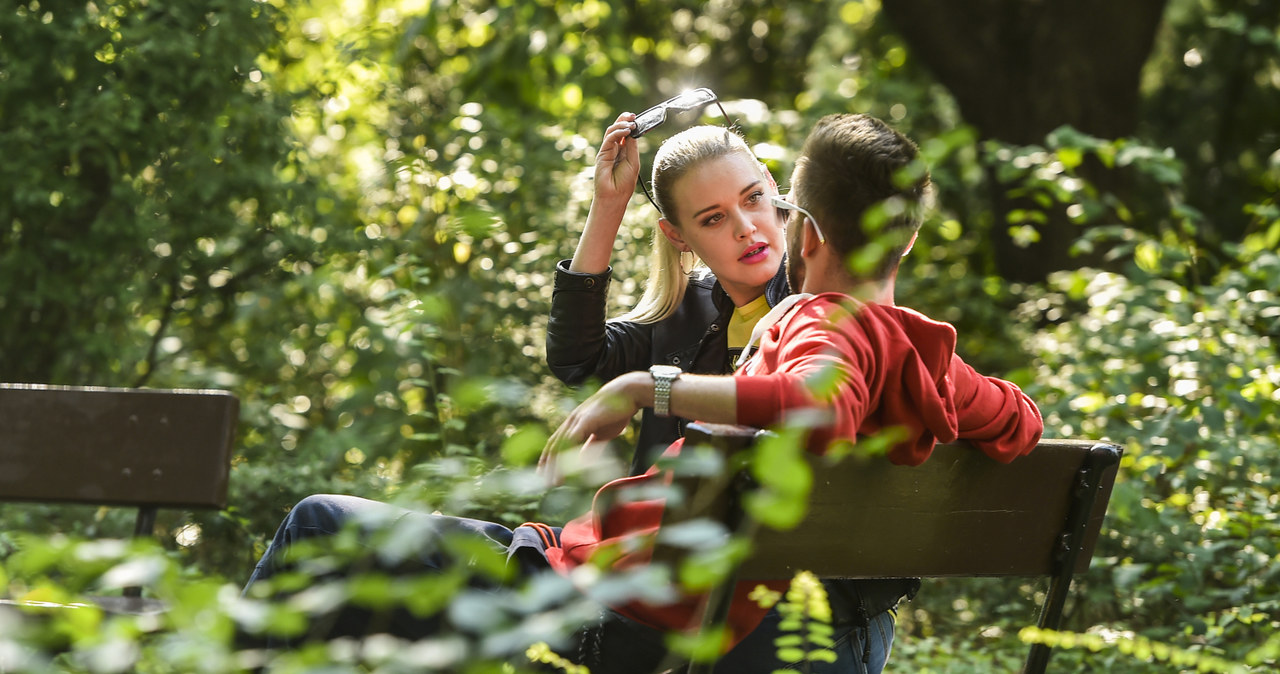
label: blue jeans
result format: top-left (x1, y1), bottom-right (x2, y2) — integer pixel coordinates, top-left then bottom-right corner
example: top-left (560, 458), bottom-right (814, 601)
top-left (242, 494), bottom-right (566, 651)
top-left (242, 494), bottom-right (896, 673)
top-left (716, 602), bottom-right (895, 673)
top-left (244, 494), bottom-right (534, 590)
top-left (572, 596), bottom-right (894, 674)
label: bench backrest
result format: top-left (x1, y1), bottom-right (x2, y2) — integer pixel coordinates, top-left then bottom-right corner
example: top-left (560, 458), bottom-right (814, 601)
top-left (0, 383), bottom-right (239, 510)
top-left (667, 422), bottom-right (1121, 580)
top-left (661, 422), bottom-right (1123, 674)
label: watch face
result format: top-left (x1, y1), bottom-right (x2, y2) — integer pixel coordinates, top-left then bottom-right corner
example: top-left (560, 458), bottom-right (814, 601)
top-left (651, 365), bottom-right (681, 378)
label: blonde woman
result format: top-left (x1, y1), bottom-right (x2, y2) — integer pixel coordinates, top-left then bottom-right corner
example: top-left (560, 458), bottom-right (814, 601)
top-left (547, 109), bottom-right (789, 474)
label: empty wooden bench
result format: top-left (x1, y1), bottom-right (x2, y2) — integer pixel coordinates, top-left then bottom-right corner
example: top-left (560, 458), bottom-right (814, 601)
top-left (658, 422), bottom-right (1123, 674)
top-left (0, 383), bottom-right (239, 614)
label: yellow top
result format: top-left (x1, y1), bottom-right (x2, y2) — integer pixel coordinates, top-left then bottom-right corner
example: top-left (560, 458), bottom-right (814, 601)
top-left (727, 295), bottom-right (771, 367)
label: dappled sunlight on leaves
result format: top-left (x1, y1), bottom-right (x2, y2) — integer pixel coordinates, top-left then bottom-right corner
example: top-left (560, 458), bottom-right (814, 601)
top-left (3, 0), bottom-right (1278, 671)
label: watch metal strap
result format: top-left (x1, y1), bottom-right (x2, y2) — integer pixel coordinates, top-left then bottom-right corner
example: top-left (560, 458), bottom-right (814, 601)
top-left (653, 371), bottom-right (673, 417)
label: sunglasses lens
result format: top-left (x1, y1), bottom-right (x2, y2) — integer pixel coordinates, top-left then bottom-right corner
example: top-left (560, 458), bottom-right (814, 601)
top-left (631, 107), bottom-right (667, 137)
top-left (666, 88), bottom-right (716, 111)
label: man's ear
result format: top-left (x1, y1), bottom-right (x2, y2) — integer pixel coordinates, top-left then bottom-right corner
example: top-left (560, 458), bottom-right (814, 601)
top-left (658, 218), bottom-right (690, 252)
top-left (800, 219), bottom-right (824, 258)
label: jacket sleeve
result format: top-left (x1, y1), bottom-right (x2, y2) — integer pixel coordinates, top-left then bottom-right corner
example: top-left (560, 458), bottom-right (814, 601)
top-left (546, 259), bottom-right (657, 386)
top-left (948, 355), bottom-right (1043, 463)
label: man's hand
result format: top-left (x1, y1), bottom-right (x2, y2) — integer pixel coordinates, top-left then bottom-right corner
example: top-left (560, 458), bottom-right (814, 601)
top-left (536, 434), bottom-right (624, 487)
top-left (536, 370), bottom-right (739, 484)
top-left (538, 372), bottom-right (649, 482)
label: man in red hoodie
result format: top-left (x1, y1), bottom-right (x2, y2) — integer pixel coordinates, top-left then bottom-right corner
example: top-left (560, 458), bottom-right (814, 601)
top-left (242, 114), bottom-right (1042, 673)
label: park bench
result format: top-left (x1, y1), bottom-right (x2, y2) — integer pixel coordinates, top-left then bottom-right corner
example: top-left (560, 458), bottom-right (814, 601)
top-left (0, 383), bottom-right (239, 615)
top-left (658, 422), bottom-right (1123, 674)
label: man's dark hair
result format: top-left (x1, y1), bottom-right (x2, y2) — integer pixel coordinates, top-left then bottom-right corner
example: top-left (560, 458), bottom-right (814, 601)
top-left (791, 113), bottom-right (932, 280)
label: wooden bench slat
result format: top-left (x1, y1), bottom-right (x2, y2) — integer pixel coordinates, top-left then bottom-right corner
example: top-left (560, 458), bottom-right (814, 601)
top-left (737, 439), bottom-right (1118, 579)
top-left (667, 426), bottom-right (1120, 581)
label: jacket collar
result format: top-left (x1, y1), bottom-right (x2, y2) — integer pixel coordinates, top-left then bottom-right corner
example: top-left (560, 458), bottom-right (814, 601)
top-left (706, 252), bottom-right (795, 313)
top-left (765, 252), bottom-right (794, 307)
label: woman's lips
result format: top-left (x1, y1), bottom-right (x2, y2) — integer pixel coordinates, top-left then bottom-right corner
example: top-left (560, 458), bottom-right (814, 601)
top-left (739, 242), bottom-right (770, 263)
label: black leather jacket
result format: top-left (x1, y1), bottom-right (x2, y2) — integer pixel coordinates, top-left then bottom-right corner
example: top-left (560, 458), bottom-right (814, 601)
top-left (546, 257), bottom-right (791, 474)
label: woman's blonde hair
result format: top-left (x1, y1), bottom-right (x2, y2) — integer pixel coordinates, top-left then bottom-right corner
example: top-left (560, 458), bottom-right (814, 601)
top-left (620, 125), bottom-right (758, 324)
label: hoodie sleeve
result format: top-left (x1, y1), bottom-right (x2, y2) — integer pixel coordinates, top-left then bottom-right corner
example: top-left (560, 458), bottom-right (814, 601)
top-left (948, 355), bottom-right (1043, 462)
top-left (733, 298), bottom-right (869, 451)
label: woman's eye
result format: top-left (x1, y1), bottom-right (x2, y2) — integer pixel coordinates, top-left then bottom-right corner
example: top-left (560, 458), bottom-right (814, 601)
top-left (747, 190), bottom-right (764, 204)
top-left (700, 213), bottom-right (723, 227)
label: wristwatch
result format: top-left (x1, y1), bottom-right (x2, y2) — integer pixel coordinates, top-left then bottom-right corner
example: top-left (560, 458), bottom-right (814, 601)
top-left (649, 365), bottom-right (682, 417)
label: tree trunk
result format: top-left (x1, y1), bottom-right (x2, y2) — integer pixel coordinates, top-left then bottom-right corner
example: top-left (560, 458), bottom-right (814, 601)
top-left (882, 0), bottom-right (1168, 281)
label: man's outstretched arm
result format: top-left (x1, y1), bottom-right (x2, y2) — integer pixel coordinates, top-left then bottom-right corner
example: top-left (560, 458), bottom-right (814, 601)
top-left (544, 370), bottom-right (739, 454)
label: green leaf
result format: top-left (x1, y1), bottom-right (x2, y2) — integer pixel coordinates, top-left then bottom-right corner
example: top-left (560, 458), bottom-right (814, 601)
top-left (500, 424), bottom-right (549, 466)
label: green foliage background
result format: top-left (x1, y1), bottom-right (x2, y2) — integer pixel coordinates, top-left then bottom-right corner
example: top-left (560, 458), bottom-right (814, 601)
top-left (1, 0), bottom-right (1277, 671)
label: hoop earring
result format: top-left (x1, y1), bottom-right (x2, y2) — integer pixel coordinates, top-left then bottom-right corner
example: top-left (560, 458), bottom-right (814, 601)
top-left (678, 251), bottom-right (689, 275)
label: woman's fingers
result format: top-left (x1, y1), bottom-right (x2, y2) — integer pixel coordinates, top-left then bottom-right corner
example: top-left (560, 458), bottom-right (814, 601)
top-left (602, 113), bottom-right (637, 144)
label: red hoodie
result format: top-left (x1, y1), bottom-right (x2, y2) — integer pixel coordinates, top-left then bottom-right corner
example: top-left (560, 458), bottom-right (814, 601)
top-left (543, 293), bottom-right (1043, 645)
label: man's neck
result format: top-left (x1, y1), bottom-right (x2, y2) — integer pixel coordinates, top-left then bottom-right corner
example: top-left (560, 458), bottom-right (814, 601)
top-left (802, 272), bottom-right (895, 305)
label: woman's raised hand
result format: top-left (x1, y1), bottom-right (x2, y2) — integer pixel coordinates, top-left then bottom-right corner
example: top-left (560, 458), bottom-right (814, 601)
top-left (570, 113), bottom-right (643, 274)
top-left (593, 112), bottom-right (642, 203)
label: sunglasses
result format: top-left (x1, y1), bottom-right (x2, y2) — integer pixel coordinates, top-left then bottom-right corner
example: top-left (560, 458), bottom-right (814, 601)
top-left (629, 88), bottom-right (734, 215)
top-left (770, 193), bottom-right (827, 245)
